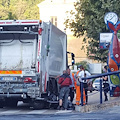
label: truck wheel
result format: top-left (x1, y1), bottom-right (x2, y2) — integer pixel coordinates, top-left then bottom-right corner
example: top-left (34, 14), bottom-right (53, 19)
top-left (6, 100), bottom-right (18, 107)
top-left (30, 101), bottom-right (45, 110)
top-left (52, 103), bottom-right (58, 109)
top-left (0, 100), bottom-right (5, 108)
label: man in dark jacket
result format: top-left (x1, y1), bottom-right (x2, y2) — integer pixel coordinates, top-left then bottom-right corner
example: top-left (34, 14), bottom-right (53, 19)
top-left (57, 68), bottom-right (72, 110)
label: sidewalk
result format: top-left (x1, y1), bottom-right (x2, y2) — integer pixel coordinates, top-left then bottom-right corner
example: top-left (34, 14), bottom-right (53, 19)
top-left (75, 91), bottom-right (120, 112)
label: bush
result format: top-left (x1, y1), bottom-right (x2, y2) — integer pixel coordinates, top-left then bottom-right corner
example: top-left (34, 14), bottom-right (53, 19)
top-left (75, 61), bottom-right (90, 71)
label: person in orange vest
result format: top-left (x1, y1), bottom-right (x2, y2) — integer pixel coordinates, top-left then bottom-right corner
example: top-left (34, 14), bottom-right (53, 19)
top-left (75, 65), bottom-right (86, 105)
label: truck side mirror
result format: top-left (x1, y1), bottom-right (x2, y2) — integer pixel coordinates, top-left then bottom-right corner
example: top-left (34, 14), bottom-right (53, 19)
top-left (71, 53), bottom-right (75, 65)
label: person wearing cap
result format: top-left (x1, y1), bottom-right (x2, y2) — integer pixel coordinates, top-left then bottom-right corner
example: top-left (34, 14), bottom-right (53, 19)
top-left (75, 65), bottom-right (86, 105)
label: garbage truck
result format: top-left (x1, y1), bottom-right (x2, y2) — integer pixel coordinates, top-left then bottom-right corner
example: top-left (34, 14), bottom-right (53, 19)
top-left (0, 20), bottom-right (68, 109)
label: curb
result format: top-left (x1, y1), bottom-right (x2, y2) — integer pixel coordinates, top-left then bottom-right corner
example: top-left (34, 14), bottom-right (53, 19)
top-left (75, 100), bottom-right (120, 112)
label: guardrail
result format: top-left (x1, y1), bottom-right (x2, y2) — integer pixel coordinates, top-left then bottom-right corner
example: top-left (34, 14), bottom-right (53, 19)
top-left (80, 70), bottom-right (120, 106)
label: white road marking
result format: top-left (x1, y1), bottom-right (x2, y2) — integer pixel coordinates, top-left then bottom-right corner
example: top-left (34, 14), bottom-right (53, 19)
top-left (0, 109), bottom-right (73, 115)
top-left (0, 110), bottom-right (21, 115)
top-left (26, 110), bottom-right (47, 114)
top-left (56, 110), bottom-right (72, 114)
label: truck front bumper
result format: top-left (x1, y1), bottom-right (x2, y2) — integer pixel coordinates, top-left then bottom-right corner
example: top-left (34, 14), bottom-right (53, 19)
top-left (0, 87), bottom-right (40, 99)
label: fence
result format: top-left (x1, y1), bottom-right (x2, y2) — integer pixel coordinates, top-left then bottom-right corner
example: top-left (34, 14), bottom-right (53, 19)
top-left (80, 70), bottom-right (120, 106)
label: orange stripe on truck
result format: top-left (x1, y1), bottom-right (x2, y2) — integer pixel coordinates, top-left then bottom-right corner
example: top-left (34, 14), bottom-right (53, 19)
top-left (0, 70), bottom-right (22, 74)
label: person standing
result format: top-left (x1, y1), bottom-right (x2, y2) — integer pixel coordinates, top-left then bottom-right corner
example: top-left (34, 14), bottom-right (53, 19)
top-left (75, 65), bottom-right (86, 105)
top-left (69, 72), bottom-right (75, 103)
top-left (78, 65), bottom-right (91, 105)
top-left (102, 65), bottom-right (109, 101)
top-left (58, 68), bottom-right (72, 110)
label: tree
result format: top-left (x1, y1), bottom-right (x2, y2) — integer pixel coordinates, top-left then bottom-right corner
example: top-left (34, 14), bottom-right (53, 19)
top-left (0, 0), bottom-right (43, 20)
top-left (75, 61), bottom-right (89, 71)
top-left (65, 0), bottom-right (120, 63)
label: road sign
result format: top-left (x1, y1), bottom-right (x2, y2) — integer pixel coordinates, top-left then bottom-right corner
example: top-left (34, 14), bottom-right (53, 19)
top-left (99, 33), bottom-right (113, 49)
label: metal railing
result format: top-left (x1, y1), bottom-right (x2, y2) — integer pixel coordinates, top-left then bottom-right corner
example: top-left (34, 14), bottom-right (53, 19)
top-left (80, 70), bottom-right (120, 106)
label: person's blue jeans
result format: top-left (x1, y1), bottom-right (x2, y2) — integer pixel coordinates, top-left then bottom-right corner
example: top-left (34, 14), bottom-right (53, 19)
top-left (59, 87), bottom-right (70, 109)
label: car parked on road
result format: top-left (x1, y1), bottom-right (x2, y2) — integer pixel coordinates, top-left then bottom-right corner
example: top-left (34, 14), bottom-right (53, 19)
top-left (93, 78), bottom-right (103, 91)
top-left (87, 80), bottom-right (94, 92)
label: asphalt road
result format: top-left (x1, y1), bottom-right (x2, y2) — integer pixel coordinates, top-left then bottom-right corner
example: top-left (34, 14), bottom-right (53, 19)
top-left (0, 106), bottom-right (120, 120)
top-left (0, 91), bottom-right (119, 120)
top-left (0, 101), bottom-right (120, 120)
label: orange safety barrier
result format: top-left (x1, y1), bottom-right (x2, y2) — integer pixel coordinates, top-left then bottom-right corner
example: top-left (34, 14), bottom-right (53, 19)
top-left (0, 70), bottom-right (22, 74)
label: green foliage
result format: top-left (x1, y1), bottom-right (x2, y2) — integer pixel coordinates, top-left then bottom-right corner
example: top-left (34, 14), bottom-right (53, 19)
top-left (0, 0), bottom-right (43, 20)
top-left (65, 0), bottom-right (120, 63)
top-left (75, 61), bottom-right (89, 71)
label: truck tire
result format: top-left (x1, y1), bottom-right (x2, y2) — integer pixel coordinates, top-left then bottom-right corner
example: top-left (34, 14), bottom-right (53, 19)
top-left (49, 103), bottom-right (58, 109)
top-left (30, 101), bottom-right (45, 110)
top-left (0, 100), bottom-right (5, 108)
top-left (6, 99), bottom-right (18, 107)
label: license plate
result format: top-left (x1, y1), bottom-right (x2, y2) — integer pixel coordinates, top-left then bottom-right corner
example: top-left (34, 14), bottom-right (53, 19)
top-left (1, 77), bottom-right (17, 81)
